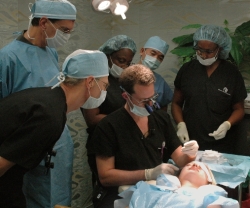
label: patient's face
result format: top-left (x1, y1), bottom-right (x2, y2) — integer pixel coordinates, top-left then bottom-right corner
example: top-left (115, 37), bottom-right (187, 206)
top-left (178, 162), bottom-right (210, 188)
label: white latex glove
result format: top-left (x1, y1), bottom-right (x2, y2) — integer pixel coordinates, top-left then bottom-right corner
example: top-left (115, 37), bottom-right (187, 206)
top-left (208, 121), bottom-right (231, 140)
top-left (145, 163), bottom-right (179, 180)
top-left (181, 140), bottom-right (199, 157)
top-left (177, 122), bottom-right (190, 143)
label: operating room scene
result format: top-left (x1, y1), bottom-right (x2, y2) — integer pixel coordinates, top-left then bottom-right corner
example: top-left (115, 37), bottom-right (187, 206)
top-left (1, 0), bottom-right (250, 208)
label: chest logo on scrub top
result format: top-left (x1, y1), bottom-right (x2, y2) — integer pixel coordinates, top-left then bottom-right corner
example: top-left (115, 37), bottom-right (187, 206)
top-left (218, 87), bottom-right (231, 96)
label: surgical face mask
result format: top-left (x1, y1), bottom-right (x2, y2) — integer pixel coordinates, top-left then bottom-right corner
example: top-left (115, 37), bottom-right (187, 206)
top-left (142, 53), bottom-right (161, 70)
top-left (196, 49), bottom-right (219, 66)
top-left (82, 79), bottom-right (107, 109)
top-left (109, 56), bottom-right (124, 78)
top-left (127, 96), bottom-right (150, 117)
top-left (45, 21), bottom-right (71, 48)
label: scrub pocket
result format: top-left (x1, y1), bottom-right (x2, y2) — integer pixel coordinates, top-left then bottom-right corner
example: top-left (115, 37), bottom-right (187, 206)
top-left (207, 86), bottom-right (231, 114)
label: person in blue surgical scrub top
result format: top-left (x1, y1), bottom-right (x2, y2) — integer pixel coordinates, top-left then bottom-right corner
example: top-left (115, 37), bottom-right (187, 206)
top-left (0, 0), bottom-right (76, 207)
top-left (138, 36), bottom-right (173, 111)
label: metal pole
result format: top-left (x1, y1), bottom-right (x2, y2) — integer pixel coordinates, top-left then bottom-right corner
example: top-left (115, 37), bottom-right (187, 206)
top-left (238, 183), bottom-right (242, 208)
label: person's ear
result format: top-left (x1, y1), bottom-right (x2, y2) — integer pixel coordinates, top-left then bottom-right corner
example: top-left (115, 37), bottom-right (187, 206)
top-left (121, 92), bottom-right (128, 100)
top-left (39, 17), bottom-right (48, 31)
top-left (85, 76), bottom-right (95, 90)
top-left (140, 48), bottom-right (145, 56)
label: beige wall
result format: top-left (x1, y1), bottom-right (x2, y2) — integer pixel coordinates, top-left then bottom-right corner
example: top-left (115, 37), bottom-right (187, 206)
top-left (1, 0), bottom-right (250, 207)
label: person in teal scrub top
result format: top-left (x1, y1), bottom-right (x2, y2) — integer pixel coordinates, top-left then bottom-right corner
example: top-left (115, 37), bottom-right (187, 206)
top-left (138, 36), bottom-right (173, 111)
top-left (0, 0), bottom-right (76, 207)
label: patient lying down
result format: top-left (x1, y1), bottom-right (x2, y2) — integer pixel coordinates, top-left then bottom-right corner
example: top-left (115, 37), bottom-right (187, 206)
top-left (115, 161), bottom-right (239, 208)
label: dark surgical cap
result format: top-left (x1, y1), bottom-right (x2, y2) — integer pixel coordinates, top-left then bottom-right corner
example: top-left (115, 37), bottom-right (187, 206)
top-left (99, 35), bottom-right (137, 55)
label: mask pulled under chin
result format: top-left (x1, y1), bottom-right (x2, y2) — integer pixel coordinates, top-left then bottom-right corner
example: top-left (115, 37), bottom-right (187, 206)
top-left (82, 90), bottom-right (107, 109)
top-left (142, 54), bottom-right (161, 70)
top-left (109, 64), bottom-right (123, 78)
top-left (196, 52), bottom-right (218, 66)
top-left (45, 29), bottom-right (70, 48)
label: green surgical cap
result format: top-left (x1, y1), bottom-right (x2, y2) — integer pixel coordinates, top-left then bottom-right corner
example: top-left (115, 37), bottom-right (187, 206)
top-left (62, 50), bottom-right (109, 79)
top-left (99, 35), bottom-right (137, 55)
top-left (144, 36), bottom-right (169, 55)
top-left (193, 24), bottom-right (232, 60)
top-left (31, 0), bottom-right (77, 20)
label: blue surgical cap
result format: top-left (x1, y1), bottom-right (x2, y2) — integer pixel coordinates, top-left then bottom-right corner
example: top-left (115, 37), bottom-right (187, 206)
top-left (99, 35), bottom-right (137, 55)
top-left (144, 36), bottom-right (169, 55)
top-left (193, 24), bottom-right (232, 60)
top-left (62, 50), bottom-right (109, 79)
top-left (30, 0), bottom-right (77, 20)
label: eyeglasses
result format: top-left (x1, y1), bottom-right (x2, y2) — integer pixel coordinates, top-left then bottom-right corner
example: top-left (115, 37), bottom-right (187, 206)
top-left (96, 78), bottom-right (110, 90)
top-left (193, 45), bottom-right (219, 54)
top-left (120, 86), bottom-right (158, 104)
top-left (52, 22), bottom-right (74, 34)
top-left (127, 92), bottom-right (159, 105)
top-left (57, 26), bottom-right (74, 34)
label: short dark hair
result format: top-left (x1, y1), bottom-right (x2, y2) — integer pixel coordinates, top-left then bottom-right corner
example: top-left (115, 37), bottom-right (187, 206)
top-left (31, 18), bottom-right (59, 26)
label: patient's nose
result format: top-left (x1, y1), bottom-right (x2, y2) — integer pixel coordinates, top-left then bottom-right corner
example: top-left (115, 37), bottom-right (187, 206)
top-left (192, 163), bottom-right (199, 167)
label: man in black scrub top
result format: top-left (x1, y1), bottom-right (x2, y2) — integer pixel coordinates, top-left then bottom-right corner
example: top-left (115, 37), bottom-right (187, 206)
top-left (0, 49), bottom-right (109, 208)
top-left (171, 24), bottom-right (247, 154)
top-left (87, 64), bottom-right (199, 208)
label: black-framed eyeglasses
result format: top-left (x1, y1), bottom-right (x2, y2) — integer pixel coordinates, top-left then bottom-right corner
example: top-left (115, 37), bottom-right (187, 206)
top-left (193, 45), bottom-right (219, 54)
top-left (120, 86), bottom-right (161, 113)
top-left (127, 91), bottom-right (160, 113)
top-left (127, 91), bottom-right (159, 104)
top-left (134, 93), bottom-right (159, 104)
top-left (96, 78), bottom-right (110, 90)
top-left (120, 86), bottom-right (158, 104)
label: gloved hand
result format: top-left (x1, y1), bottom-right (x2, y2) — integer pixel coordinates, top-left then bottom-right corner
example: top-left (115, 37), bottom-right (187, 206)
top-left (208, 121), bottom-right (231, 140)
top-left (145, 163), bottom-right (179, 180)
top-left (177, 122), bottom-right (190, 143)
top-left (181, 140), bottom-right (199, 157)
